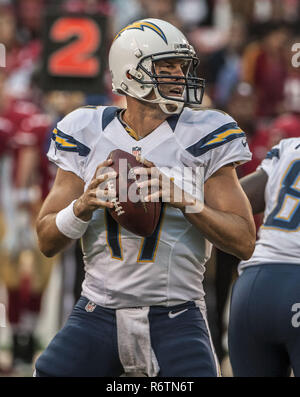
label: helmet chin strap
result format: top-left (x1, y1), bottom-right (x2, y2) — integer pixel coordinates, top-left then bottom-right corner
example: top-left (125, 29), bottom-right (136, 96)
top-left (153, 86), bottom-right (184, 115)
top-left (124, 86), bottom-right (184, 115)
top-left (158, 101), bottom-right (184, 115)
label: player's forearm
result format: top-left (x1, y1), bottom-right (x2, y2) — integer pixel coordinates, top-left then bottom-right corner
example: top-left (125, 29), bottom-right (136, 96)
top-left (183, 204), bottom-right (256, 260)
top-left (36, 213), bottom-right (72, 257)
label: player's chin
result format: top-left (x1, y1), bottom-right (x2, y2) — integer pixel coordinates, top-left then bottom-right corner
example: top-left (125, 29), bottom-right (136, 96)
top-left (165, 103), bottom-right (181, 113)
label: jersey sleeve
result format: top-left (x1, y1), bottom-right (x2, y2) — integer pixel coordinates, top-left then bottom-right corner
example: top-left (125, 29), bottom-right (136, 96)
top-left (47, 108), bottom-right (95, 180)
top-left (186, 110), bottom-right (252, 181)
top-left (204, 134), bottom-right (252, 180)
top-left (257, 143), bottom-right (280, 176)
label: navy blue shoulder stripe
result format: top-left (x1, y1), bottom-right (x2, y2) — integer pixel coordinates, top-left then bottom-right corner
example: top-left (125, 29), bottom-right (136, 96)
top-left (51, 128), bottom-right (90, 156)
top-left (186, 122), bottom-right (245, 157)
top-left (265, 148), bottom-right (280, 160)
top-left (102, 106), bottom-right (119, 130)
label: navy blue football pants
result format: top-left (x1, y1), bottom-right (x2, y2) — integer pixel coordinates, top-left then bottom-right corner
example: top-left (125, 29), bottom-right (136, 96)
top-left (228, 263), bottom-right (300, 377)
top-left (35, 297), bottom-right (219, 377)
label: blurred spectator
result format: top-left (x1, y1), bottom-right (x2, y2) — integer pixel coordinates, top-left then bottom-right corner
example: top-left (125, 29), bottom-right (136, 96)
top-left (0, 4), bottom-right (16, 50)
top-left (268, 113), bottom-right (300, 147)
top-left (177, 0), bottom-right (214, 30)
top-left (62, 0), bottom-right (112, 16)
top-left (213, 0), bottom-right (232, 31)
top-left (282, 36), bottom-right (300, 114)
top-left (250, 26), bottom-right (290, 119)
top-left (14, 0), bottom-right (45, 41)
top-left (136, 0), bottom-right (183, 29)
top-left (226, 83), bottom-right (257, 145)
top-left (206, 17), bottom-right (248, 108)
top-left (253, 0), bottom-right (300, 24)
top-left (230, 0), bottom-right (300, 25)
top-left (0, 4), bottom-right (42, 99)
top-left (0, 71), bottom-right (13, 156)
top-left (229, 0), bottom-right (255, 21)
top-left (110, 0), bottom-right (143, 32)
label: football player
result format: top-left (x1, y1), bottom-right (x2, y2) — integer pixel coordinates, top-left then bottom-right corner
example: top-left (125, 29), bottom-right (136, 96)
top-left (34, 19), bottom-right (256, 377)
top-left (228, 137), bottom-right (300, 377)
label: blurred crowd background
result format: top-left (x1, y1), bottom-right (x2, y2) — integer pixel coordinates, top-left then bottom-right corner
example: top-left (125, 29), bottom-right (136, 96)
top-left (0, 0), bottom-right (299, 377)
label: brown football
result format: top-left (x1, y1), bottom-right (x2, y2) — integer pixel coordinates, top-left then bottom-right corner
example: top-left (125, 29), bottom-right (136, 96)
top-left (106, 149), bottom-right (161, 237)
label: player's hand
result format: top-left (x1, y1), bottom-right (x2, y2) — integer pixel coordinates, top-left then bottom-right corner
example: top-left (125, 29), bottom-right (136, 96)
top-left (73, 159), bottom-right (117, 221)
top-left (134, 156), bottom-right (199, 212)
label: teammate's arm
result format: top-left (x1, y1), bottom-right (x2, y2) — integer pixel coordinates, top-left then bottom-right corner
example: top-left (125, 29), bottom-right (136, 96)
top-left (36, 160), bottom-right (115, 257)
top-left (239, 169), bottom-right (268, 215)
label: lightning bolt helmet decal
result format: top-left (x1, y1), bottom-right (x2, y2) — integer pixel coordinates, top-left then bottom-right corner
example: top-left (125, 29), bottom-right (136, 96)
top-left (114, 21), bottom-right (168, 44)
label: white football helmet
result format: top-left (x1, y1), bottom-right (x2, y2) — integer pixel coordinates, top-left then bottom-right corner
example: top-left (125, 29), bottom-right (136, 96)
top-left (109, 18), bottom-right (205, 115)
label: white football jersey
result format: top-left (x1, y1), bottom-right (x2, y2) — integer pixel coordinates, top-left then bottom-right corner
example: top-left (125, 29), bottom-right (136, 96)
top-left (48, 105), bottom-right (251, 308)
top-left (239, 138), bottom-right (300, 273)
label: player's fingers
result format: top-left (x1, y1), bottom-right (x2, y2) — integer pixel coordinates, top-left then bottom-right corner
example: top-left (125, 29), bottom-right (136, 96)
top-left (144, 190), bottom-right (161, 202)
top-left (87, 186), bottom-right (117, 198)
top-left (89, 172), bottom-right (117, 189)
top-left (135, 155), bottom-right (155, 168)
top-left (134, 167), bottom-right (160, 178)
top-left (137, 178), bottom-right (160, 189)
top-left (133, 167), bottom-right (150, 176)
top-left (90, 198), bottom-right (115, 209)
top-left (93, 159), bottom-right (114, 178)
top-left (95, 188), bottom-right (117, 200)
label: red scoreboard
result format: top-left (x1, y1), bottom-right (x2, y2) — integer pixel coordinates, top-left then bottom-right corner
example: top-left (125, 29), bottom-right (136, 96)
top-left (42, 14), bottom-right (108, 93)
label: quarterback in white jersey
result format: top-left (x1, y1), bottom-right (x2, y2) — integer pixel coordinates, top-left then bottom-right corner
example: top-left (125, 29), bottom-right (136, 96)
top-left (34, 19), bottom-right (255, 377)
top-left (229, 138), bottom-right (300, 377)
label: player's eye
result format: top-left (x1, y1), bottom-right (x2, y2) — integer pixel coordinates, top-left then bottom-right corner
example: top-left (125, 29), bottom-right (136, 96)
top-left (157, 70), bottom-right (171, 75)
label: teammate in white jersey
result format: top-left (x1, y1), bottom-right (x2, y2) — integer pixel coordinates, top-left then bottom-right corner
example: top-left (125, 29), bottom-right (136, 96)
top-left (34, 19), bottom-right (255, 377)
top-left (229, 137), bottom-right (300, 377)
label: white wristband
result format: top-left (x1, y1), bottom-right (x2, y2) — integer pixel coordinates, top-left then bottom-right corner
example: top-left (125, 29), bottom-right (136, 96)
top-left (55, 200), bottom-right (90, 239)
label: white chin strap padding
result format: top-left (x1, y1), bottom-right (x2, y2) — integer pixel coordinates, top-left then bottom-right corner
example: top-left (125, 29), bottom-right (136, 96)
top-left (126, 86), bottom-right (184, 115)
top-left (152, 86), bottom-right (184, 115)
top-left (158, 101), bottom-right (184, 115)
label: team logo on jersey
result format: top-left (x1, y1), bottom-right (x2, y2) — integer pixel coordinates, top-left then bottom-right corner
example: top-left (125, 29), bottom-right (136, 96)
top-left (85, 301), bottom-right (97, 312)
top-left (187, 122), bottom-right (245, 156)
top-left (132, 146), bottom-right (142, 157)
top-left (52, 128), bottom-right (77, 149)
top-left (114, 21), bottom-right (168, 44)
top-left (52, 128), bottom-right (90, 156)
top-left (204, 127), bottom-right (244, 147)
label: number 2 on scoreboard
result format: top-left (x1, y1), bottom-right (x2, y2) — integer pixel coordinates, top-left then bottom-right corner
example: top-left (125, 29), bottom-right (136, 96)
top-left (48, 17), bottom-right (100, 77)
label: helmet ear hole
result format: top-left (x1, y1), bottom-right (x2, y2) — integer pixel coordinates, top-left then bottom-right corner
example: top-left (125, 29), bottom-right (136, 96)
top-left (126, 71), bottom-right (133, 80)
